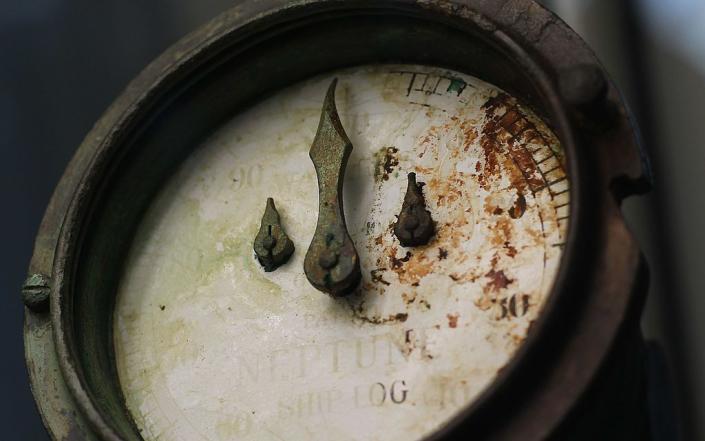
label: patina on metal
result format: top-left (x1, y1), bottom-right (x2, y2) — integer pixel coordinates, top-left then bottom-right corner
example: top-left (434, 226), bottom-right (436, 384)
top-left (558, 64), bottom-right (607, 108)
top-left (21, 273), bottom-right (51, 313)
top-left (394, 172), bottom-right (435, 247)
top-left (304, 79), bottom-right (361, 296)
top-left (22, 1), bottom-right (654, 440)
top-left (558, 63), bottom-right (615, 130)
top-left (253, 197), bottom-right (295, 271)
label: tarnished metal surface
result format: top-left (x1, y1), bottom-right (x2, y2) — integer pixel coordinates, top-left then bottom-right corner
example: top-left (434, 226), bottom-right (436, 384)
top-left (394, 172), bottom-right (435, 246)
top-left (254, 198), bottom-right (295, 271)
top-left (24, 312), bottom-right (100, 441)
top-left (304, 79), bottom-right (362, 296)
top-left (113, 65), bottom-right (568, 441)
top-left (22, 273), bottom-right (51, 312)
top-left (22, 1), bottom-right (651, 440)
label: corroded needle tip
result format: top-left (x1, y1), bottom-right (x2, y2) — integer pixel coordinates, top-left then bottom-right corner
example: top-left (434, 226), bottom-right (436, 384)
top-left (324, 78), bottom-right (338, 109)
top-left (304, 79), bottom-right (361, 296)
top-left (254, 197), bottom-right (295, 271)
top-left (309, 78), bottom-right (351, 163)
top-left (394, 172), bottom-right (435, 247)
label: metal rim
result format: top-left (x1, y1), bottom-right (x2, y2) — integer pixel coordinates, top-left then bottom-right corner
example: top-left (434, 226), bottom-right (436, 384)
top-left (25, 1), bottom-right (648, 439)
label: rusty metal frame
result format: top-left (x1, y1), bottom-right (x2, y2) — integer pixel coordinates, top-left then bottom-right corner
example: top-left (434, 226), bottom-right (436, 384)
top-left (23, 1), bottom-right (650, 440)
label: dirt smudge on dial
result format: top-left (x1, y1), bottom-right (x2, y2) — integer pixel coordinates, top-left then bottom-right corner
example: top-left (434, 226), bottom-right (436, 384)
top-left (427, 173), bottom-right (468, 208)
top-left (447, 313), bottom-right (459, 328)
top-left (370, 268), bottom-right (391, 286)
top-left (508, 194), bottom-right (527, 219)
top-left (390, 250), bottom-right (412, 269)
top-left (402, 291), bottom-right (417, 304)
top-left (347, 88), bottom-right (567, 372)
top-left (360, 92), bottom-right (545, 307)
top-left (484, 269), bottom-right (513, 292)
top-left (374, 146), bottom-right (400, 182)
top-left (504, 241), bottom-right (518, 258)
top-left (347, 296), bottom-right (410, 325)
top-left (387, 245), bottom-right (433, 285)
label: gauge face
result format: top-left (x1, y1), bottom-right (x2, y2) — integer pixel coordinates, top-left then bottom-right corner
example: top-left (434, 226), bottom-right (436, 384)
top-left (114, 64), bottom-right (569, 441)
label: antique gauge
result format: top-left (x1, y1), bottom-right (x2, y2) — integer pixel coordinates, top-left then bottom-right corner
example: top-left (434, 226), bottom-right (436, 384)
top-left (23, 1), bottom-right (651, 440)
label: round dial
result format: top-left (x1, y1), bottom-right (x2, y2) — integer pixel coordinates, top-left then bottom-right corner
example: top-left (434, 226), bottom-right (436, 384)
top-left (114, 64), bottom-right (569, 441)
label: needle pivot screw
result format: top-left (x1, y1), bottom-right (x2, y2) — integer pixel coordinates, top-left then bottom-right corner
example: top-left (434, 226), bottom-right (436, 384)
top-left (318, 250), bottom-right (339, 269)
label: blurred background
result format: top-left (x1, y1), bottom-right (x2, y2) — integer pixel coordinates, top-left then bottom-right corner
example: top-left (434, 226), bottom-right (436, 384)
top-left (1, 0), bottom-right (703, 439)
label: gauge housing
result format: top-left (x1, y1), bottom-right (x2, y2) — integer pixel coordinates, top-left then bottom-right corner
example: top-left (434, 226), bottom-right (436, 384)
top-left (23, 1), bottom-right (650, 440)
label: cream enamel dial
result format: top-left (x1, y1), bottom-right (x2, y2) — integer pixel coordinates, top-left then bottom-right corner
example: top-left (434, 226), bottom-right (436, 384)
top-left (114, 64), bottom-right (569, 441)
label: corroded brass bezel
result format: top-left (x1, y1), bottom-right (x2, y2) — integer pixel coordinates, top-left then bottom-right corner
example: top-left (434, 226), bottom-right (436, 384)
top-left (24, 1), bottom-right (650, 440)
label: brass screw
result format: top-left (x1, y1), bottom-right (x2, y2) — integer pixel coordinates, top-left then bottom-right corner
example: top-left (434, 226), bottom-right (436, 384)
top-left (22, 273), bottom-right (51, 313)
top-left (318, 250), bottom-right (339, 269)
top-left (262, 235), bottom-right (277, 251)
